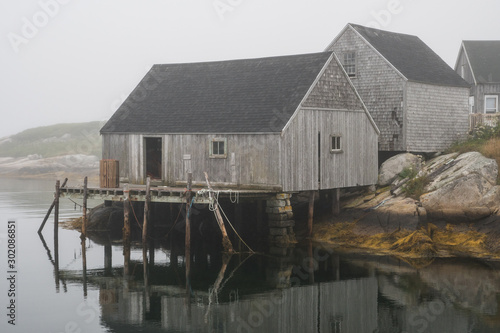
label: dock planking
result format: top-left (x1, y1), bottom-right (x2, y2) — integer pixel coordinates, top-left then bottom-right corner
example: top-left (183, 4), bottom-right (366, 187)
top-left (59, 184), bottom-right (277, 204)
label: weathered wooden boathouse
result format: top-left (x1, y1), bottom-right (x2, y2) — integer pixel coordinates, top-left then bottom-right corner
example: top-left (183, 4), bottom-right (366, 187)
top-left (92, 51), bottom-right (380, 243)
top-left (327, 23), bottom-right (470, 153)
top-left (100, 51), bottom-right (379, 192)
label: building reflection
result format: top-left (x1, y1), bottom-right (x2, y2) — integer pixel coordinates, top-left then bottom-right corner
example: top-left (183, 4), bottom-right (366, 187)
top-left (48, 234), bottom-right (500, 333)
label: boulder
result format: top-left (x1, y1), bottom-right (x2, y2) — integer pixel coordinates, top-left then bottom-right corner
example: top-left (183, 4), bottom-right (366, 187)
top-left (354, 197), bottom-right (420, 234)
top-left (378, 153), bottom-right (422, 187)
top-left (420, 152), bottom-right (499, 221)
top-left (424, 152), bottom-right (498, 192)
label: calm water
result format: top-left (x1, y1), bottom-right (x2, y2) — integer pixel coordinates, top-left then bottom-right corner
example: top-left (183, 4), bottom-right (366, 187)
top-left (1, 178), bottom-right (500, 333)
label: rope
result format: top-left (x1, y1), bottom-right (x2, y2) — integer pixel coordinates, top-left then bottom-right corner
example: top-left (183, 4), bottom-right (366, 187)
top-left (211, 195), bottom-right (255, 254)
top-left (67, 198), bottom-right (92, 211)
top-left (229, 190), bottom-right (239, 204)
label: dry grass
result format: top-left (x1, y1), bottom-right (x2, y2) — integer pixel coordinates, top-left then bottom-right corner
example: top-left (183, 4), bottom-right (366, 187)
top-left (480, 137), bottom-right (500, 183)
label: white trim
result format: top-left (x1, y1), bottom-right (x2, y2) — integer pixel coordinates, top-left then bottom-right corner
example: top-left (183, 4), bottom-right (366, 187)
top-left (485, 95), bottom-right (498, 114)
top-left (462, 42), bottom-right (477, 86)
top-left (209, 137), bottom-right (228, 158)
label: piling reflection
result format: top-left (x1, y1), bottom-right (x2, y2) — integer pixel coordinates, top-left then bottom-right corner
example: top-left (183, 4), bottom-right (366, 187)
top-left (42, 232), bottom-right (500, 333)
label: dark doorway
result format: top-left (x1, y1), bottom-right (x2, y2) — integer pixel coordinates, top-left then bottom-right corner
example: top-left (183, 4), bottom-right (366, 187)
top-left (145, 138), bottom-right (162, 180)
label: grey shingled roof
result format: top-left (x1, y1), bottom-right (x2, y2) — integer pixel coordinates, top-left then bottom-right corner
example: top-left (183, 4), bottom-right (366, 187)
top-left (350, 24), bottom-right (469, 87)
top-left (101, 52), bottom-right (333, 134)
top-left (462, 40), bottom-right (500, 84)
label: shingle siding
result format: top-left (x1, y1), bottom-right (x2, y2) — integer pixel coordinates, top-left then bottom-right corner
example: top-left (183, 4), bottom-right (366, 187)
top-left (406, 83), bottom-right (469, 152)
top-left (329, 27), bottom-right (405, 151)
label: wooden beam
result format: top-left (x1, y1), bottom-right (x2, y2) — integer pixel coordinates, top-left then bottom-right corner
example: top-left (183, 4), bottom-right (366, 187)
top-left (123, 184), bottom-right (130, 276)
top-left (307, 191), bottom-right (315, 238)
top-left (142, 177), bottom-right (151, 286)
top-left (185, 173), bottom-right (192, 293)
top-left (82, 176), bottom-right (88, 238)
top-left (204, 172), bottom-right (234, 253)
top-left (38, 178), bottom-right (68, 234)
top-left (332, 188), bottom-right (340, 217)
top-left (54, 180), bottom-right (60, 291)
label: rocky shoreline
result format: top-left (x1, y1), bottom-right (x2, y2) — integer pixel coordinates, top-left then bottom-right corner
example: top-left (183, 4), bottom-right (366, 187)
top-left (0, 154), bottom-right (99, 182)
top-left (313, 151), bottom-right (500, 261)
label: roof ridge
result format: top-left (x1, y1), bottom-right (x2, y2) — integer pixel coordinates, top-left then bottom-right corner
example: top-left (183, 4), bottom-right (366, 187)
top-left (152, 51), bottom-right (334, 67)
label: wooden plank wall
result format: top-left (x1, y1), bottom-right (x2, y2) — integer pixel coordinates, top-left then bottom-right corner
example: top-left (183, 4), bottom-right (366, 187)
top-left (281, 109), bottom-right (378, 192)
top-left (102, 133), bottom-right (281, 187)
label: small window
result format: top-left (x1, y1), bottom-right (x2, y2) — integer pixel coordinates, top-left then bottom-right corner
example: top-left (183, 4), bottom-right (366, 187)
top-left (485, 95), bottom-right (498, 113)
top-left (209, 138), bottom-right (227, 158)
top-left (343, 52), bottom-right (356, 77)
top-left (330, 135), bottom-right (342, 153)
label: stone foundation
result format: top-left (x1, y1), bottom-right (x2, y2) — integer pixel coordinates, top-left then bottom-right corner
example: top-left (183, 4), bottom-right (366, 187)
top-left (266, 193), bottom-right (296, 245)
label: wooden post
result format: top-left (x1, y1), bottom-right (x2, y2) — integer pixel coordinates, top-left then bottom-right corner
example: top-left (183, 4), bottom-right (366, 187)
top-left (142, 177), bottom-right (151, 286)
top-left (82, 237), bottom-right (87, 298)
top-left (204, 172), bottom-right (234, 253)
top-left (38, 178), bottom-right (67, 234)
top-left (82, 176), bottom-right (88, 238)
top-left (123, 184), bottom-right (130, 276)
top-left (54, 180), bottom-right (60, 291)
top-left (307, 190), bottom-right (315, 238)
top-left (332, 188), bottom-right (340, 217)
top-left (185, 173), bottom-right (192, 293)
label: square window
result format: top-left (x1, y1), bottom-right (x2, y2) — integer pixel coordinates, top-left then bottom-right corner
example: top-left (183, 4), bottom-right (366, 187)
top-left (343, 52), bottom-right (356, 77)
top-left (209, 138), bottom-right (227, 158)
top-left (485, 95), bottom-right (498, 113)
top-left (331, 135), bottom-right (342, 153)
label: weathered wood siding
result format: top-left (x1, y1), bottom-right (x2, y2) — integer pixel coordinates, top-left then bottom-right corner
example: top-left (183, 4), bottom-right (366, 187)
top-left (102, 133), bottom-right (281, 187)
top-left (164, 133), bottom-right (281, 187)
top-left (405, 82), bottom-right (469, 152)
top-left (476, 84), bottom-right (500, 114)
top-left (281, 57), bottom-right (379, 192)
top-left (281, 109), bottom-right (378, 192)
top-left (328, 27), bottom-right (406, 151)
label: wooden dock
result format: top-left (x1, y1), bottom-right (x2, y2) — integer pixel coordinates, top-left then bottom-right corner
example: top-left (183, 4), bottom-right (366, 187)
top-left (59, 184), bottom-right (278, 204)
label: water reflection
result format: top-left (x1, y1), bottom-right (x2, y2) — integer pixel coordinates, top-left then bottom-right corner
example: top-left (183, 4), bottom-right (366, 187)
top-left (42, 227), bottom-right (500, 333)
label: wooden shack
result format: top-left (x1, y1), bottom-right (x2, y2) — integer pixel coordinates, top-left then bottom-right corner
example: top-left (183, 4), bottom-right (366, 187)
top-left (327, 23), bottom-right (471, 153)
top-left (100, 52), bottom-right (379, 192)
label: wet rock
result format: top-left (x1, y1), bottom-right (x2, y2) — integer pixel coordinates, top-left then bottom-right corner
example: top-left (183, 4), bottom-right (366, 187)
top-left (355, 197), bottom-right (419, 234)
top-left (87, 202), bottom-right (124, 232)
top-left (378, 153), bottom-right (422, 186)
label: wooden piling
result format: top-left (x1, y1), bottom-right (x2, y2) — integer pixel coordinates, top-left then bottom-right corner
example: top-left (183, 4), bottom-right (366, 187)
top-left (185, 173), bottom-right (192, 292)
top-left (54, 180), bottom-right (60, 291)
top-left (307, 190), bottom-right (315, 238)
top-left (204, 172), bottom-right (234, 253)
top-left (38, 178), bottom-right (67, 234)
top-left (142, 177), bottom-right (151, 285)
top-left (332, 188), bottom-right (340, 217)
top-left (123, 184), bottom-right (130, 275)
top-left (82, 176), bottom-right (88, 238)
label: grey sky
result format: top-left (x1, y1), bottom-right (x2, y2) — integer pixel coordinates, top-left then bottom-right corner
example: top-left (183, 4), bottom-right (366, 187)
top-left (0, 0), bottom-right (498, 138)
